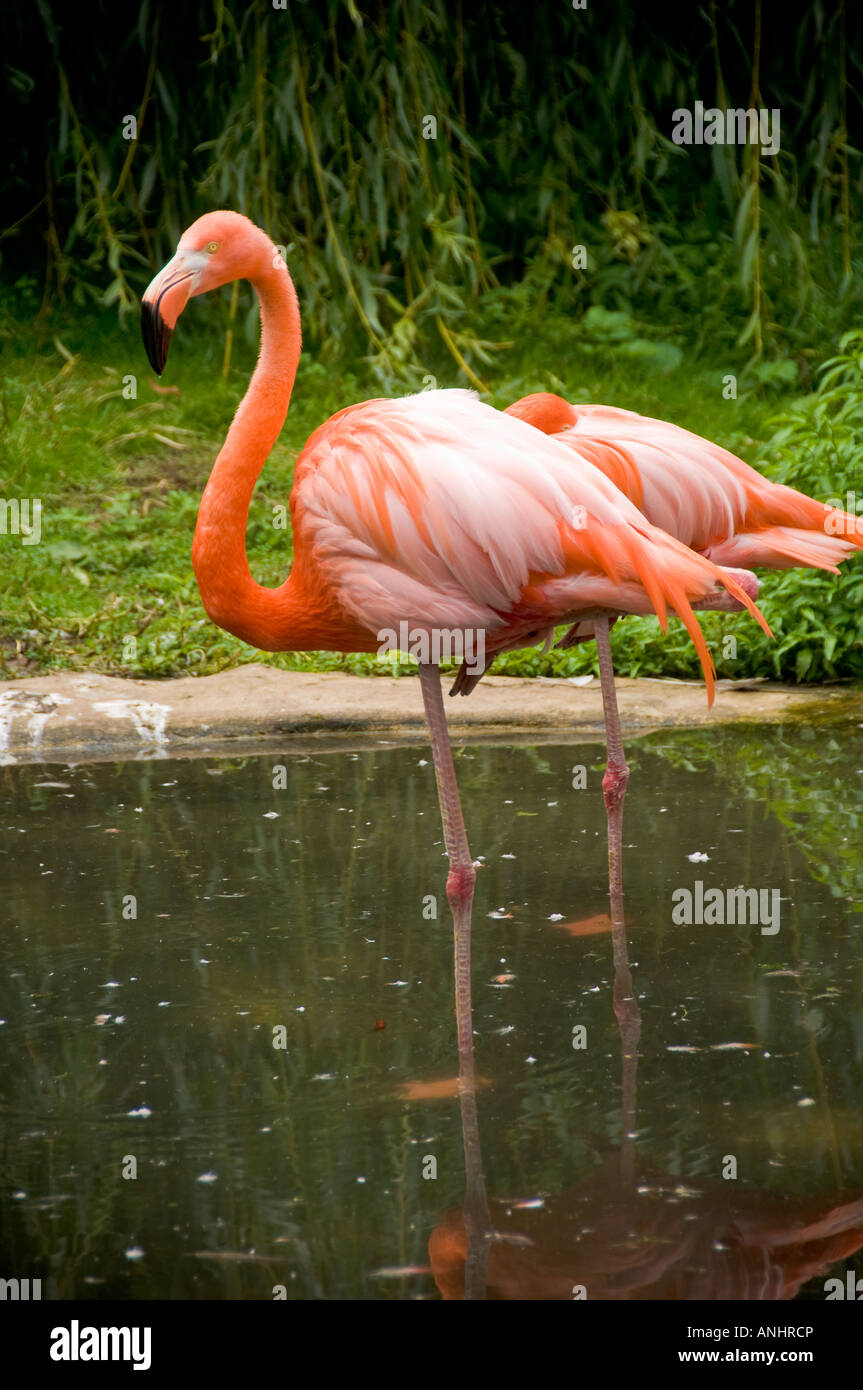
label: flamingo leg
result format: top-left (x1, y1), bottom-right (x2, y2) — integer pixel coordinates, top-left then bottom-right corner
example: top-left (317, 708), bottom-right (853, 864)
top-left (418, 663), bottom-right (476, 1059)
top-left (592, 620), bottom-right (641, 1183)
top-left (594, 618), bottom-right (629, 917)
top-left (611, 919), bottom-right (641, 1186)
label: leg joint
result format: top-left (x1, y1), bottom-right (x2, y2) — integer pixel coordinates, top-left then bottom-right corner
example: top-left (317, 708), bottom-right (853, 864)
top-left (446, 862), bottom-right (476, 904)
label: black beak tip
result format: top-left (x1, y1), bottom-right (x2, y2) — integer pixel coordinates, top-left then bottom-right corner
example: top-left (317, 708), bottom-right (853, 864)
top-left (141, 299), bottom-right (171, 377)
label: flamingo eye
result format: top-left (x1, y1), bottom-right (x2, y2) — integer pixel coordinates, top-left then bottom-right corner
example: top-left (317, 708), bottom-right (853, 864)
top-left (205, 241), bottom-right (219, 254)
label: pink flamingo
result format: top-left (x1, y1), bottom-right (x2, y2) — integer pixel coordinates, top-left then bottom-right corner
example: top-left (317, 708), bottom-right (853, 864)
top-left (503, 392), bottom-right (863, 916)
top-left (141, 212), bottom-right (767, 1057)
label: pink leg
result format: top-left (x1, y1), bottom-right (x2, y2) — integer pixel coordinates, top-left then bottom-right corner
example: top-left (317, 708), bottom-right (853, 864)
top-left (419, 663), bottom-right (476, 1058)
top-left (611, 919), bottom-right (641, 1186)
top-left (595, 619), bottom-right (629, 922)
top-left (594, 621), bottom-right (640, 1184)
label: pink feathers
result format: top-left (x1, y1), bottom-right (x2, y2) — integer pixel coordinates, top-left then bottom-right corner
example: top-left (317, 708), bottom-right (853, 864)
top-left (294, 388), bottom-right (764, 697)
top-left (507, 392), bottom-right (863, 573)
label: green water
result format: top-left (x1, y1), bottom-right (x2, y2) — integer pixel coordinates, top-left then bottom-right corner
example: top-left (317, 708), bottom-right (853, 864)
top-left (1, 721), bottom-right (862, 1299)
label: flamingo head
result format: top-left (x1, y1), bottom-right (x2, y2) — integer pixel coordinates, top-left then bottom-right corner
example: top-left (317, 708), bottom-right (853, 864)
top-left (141, 211), bottom-right (277, 374)
top-left (505, 393), bottom-right (578, 435)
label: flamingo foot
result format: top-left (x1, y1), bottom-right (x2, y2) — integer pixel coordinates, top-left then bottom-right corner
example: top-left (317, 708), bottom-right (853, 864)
top-left (693, 566), bottom-right (761, 611)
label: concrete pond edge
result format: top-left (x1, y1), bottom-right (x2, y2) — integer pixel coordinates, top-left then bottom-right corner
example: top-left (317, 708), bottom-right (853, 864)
top-left (1, 664), bottom-right (860, 765)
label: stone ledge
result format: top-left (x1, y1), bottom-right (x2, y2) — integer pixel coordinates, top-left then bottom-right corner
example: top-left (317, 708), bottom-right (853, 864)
top-left (0, 664), bottom-right (859, 764)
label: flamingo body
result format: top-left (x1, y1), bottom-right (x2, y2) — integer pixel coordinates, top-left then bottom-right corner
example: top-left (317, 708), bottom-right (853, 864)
top-left (292, 388), bottom-right (763, 694)
top-left (506, 392), bottom-right (863, 572)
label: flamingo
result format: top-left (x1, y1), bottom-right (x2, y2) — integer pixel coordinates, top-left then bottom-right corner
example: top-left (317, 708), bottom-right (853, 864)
top-left (141, 212), bottom-right (768, 1060)
top-left (502, 391), bottom-right (863, 913)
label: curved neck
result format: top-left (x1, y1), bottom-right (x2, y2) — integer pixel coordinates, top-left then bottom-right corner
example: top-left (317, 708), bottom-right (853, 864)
top-left (191, 261), bottom-right (303, 649)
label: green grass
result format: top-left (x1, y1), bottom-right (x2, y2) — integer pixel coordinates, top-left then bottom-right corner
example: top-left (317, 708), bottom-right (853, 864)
top-left (1, 289), bottom-right (862, 686)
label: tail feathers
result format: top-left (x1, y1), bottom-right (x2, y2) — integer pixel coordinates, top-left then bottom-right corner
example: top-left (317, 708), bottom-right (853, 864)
top-left (705, 524), bottom-right (858, 573)
top-left (555, 515), bottom-right (770, 707)
top-left (625, 524), bottom-right (770, 708)
top-left (745, 481), bottom-right (863, 548)
top-left (619, 526), bottom-right (715, 702)
top-left (666, 585), bottom-right (718, 705)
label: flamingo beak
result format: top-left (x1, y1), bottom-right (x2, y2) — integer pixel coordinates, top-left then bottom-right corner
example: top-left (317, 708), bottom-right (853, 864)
top-left (141, 250), bottom-right (205, 375)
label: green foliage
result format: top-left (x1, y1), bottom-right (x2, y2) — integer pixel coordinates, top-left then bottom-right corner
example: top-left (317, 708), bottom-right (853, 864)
top-left (2, 0), bottom-right (861, 382)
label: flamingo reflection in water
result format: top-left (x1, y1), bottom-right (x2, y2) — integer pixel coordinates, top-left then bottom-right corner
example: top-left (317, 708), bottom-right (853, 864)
top-left (425, 724), bottom-right (863, 1299)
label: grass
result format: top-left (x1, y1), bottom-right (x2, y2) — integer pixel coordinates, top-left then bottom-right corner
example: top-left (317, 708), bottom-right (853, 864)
top-left (1, 286), bottom-right (862, 687)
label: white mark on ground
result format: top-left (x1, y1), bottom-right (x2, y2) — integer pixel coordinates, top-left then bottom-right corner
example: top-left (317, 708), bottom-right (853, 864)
top-left (93, 700), bottom-right (171, 750)
top-left (0, 691), bottom-right (73, 763)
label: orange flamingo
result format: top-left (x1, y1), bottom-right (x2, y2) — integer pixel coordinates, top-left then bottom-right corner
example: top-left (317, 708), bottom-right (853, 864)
top-left (503, 391), bottom-right (863, 911)
top-left (141, 212), bottom-right (767, 1056)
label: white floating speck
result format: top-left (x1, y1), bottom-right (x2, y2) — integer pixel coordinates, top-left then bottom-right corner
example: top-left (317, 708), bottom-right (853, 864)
top-left (687, 852), bottom-right (709, 863)
top-left (127, 1106), bottom-right (151, 1119)
top-left (125, 1246), bottom-right (145, 1262)
top-left (196, 1172), bottom-right (218, 1184)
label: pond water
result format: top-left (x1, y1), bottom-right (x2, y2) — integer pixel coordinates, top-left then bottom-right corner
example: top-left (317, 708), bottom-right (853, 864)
top-left (1, 720), bottom-right (862, 1300)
